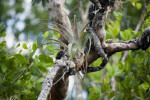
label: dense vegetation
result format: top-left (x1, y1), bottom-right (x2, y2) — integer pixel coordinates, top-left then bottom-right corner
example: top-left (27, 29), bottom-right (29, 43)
top-left (0, 0), bottom-right (150, 99)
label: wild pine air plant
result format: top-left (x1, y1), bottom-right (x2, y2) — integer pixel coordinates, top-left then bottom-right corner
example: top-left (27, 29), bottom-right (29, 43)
top-left (49, 15), bottom-right (91, 69)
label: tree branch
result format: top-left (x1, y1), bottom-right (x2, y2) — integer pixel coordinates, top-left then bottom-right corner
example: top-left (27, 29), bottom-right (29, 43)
top-left (37, 60), bottom-right (75, 100)
top-left (37, 64), bottom-right (60, 100)
top-left (87, 26), bottom-right (150, 65)
top-left (82, 27), bottom-right (150, 74)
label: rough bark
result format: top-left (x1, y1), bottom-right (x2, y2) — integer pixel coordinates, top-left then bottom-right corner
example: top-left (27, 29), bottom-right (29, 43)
top-left (37, 60), bottom-right (75, 100)
top-left (37, 64), bottom-right (60, 100)
top-left (49, 0), bottom-right (72, 45)
top-left (85, 27), bottom-right (150, 73)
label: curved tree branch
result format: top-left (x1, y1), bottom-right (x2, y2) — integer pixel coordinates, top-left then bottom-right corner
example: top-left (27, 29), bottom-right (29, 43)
top-left (87, 27), bottom-right (150, 64)
top-left (37, 60), bottom-right (75, 100)
top-left (85, 27), bottom-right (150, 73)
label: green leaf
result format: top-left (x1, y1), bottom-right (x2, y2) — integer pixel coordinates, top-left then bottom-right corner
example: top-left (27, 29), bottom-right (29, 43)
top-left (88, 88), bottom-right (100, 100)
top-left (29, 52), bottom-right (35, 60)
top-left (0, 41), bottom-right (6, 48)
top-left (34, 55), bottom-right (39, 64)
top-left (120, 29), bottom-right (134, 40)
top-left (11, 72), bottom-right (20, 81)
top-left (37, 77), bottom-right (45, 83)
top-left (19, 50), bottom-right (22, 54)
top-left (112, 27), bottom-right (119, 38)
top-left (108, 90), bottom-right (115, 98)
top-left (68, 43), bottom-right (78, 59)
top-left (22, 43), bottom-right (28, 49)
top-left (17, 66), bottom-right (26, 72)
top-left (147, 4), bottom-right (150, 12)
top-left (136, 31), bottom-right (142, 38)
top-left (0, 33), bottom-right (6, 38)
top-left (15, 54), bottom-right (28, 65)
top-left (39, 54), bottom-right (53, 63)
top-left (0, 85), bottom-right (5, 92)
top-left (106, 64), bottom-right (114, 76)
top-left (120, 31), bottom-right (128, 40)
top-left (112, 94), bottom-right (123, 100)
top-left (139, 83), bottom-right (149, 90)
top-left (32, 41), bottom-right (38, 51)
top-left (46, 46), bottom-right (58, 54)
top-left (43, 31), bottom-right (49, 38)
top-left (93, 58), bottom-right (102, 67)
top-left (23, 73), bottom-right (31, 80)
top-left (0, 25), bottom-right (6, 32)
top-left (136, 3), bottom-right (142, 9)
top-left (21, 89), bottom-right (31, 95)
top-left (71, 43), bottom-right (78, 59)
top-left (1, 64), bottom-right (7, 73)
top-left (130, 78), bottom-right (137, 87)
top-left (26, 81), bottom-right (32, 89)
top-left (30, 66), bottom-right (41, 76)
top-left (113, 12), bottom-right (123, 21)
top-left (114, 71), bottom-right (124, 77)
top-left (16, 43), bottom-right (20, 47)
top-left (39, 65), bottom-right (48, 71)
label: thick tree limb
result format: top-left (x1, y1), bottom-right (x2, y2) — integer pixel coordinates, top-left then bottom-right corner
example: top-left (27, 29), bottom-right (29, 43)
top-left (84, 0), bottom-right (116, 71)
top-left (37, 60), bottom-right (75, 100)
top-left (86, 26), bottom-right (108, 60)
top-left (87, 27), bottom-right (150, 64)
top-left (80, 27), bottom-right (150, 74)
top-left (37, 64), bottom-right (60, 100)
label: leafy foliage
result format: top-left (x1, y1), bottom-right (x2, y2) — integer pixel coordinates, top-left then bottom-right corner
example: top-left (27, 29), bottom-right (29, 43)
top-left (0, 25), bottom-right (55, 99)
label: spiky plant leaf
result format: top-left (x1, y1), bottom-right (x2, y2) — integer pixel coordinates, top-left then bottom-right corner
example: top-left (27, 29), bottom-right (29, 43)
top-left (68, 42), bottom-right (79, 60)
top-left (80, 22), bottom-right (90, 36)
top-left (49, 23), bottom-right (73, 43)
top-left (63, 10), bottom-right (75, 36)
top-left (73, 15), bottom-right (79, 40)
top-left (71, 43), bottom-right (78, 59)
top-left (48, 39), bottom-right (68, 50)
top-left (48, 28), bottom-right (69, 43)
top-left (53, 22), bottom-right (73, 38)
top-left (81, 34), bottom-right (91, 50)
